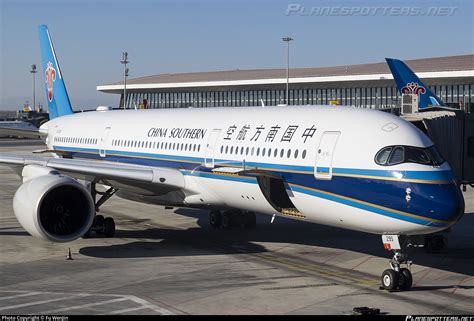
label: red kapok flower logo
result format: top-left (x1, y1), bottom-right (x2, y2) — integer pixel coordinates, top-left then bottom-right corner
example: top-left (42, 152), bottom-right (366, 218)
top-left (401, 82), bottom-right (426, 95)
top-left (45, 62), bottom-right (56, 102)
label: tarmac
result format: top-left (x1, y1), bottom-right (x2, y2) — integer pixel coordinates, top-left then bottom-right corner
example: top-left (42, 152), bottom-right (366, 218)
top-left (0, 139), bottom-right (473, 315)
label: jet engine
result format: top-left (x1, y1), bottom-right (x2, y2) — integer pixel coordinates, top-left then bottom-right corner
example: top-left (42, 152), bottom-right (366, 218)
top-left (13, 172), bottom-right (95, 242)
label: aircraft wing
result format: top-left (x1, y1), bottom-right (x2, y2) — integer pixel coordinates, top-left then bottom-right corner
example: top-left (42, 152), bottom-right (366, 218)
top-left (0, 127), bottom-right (44, 139)
top-left (0, 153), bottom-right (185, 193)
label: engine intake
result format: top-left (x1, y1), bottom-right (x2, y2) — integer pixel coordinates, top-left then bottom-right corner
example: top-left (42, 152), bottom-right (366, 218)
top-left (13, 174), bottom-right (95, 242)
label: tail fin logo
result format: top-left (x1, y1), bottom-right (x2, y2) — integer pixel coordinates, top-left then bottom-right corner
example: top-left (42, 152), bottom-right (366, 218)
top-left (401, 82), bottom-right (426, 95)
top-left (45, 61), bottom-right (56, 102)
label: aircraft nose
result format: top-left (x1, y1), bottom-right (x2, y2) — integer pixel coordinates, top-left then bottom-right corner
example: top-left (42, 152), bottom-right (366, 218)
top-left (422, 183), bottom-right (465, 225)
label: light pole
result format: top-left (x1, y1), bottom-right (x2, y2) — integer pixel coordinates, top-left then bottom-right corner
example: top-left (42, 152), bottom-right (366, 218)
top-left (30, 64), bottom-right (37, 111)
top-left (120, 52), bottom-right (129, 109)
top-left (282, 36), bottom-right (293, 105)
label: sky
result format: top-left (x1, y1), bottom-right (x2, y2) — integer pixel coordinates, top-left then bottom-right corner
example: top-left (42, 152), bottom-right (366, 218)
top-left (0, 0), bottom-right (472, 111)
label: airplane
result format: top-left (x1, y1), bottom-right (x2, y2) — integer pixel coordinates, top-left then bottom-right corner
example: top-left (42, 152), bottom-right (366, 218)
top-left (0, 25), bottom-right (465, 292)
top-left (385, 58), bottom-right (446, 109)
top-left (0, 121), bottom-right (39, 138)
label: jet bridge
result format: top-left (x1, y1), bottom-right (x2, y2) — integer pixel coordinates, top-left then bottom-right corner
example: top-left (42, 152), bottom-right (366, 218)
top-left (401, 109), bottom-right (474, 189)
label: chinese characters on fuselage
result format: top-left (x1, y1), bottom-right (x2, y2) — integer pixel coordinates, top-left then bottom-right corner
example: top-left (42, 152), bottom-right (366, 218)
top-left (224, 124), bottom-right (317, 143)
top-left (146, 124), bottom-right (317, 144)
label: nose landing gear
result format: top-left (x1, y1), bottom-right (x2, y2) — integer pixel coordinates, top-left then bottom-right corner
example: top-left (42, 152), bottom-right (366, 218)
top-left (381, 235), bottom-right (413, 291)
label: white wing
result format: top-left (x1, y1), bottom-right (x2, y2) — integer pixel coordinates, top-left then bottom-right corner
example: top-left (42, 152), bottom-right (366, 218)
top-left (0, 153), bottom-right (185, 194)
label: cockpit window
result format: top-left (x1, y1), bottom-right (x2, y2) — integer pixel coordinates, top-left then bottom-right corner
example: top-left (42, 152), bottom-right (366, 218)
top-left (405, 147), bottom-right (431, 165)
top-left (375, 145), bottom-right (446, 166)
top-left (426, 146), bottom-right (445, 166)
top-left (375, 147), bottom-right (392, 165)
top-left (388, 146), bottom-right (404, 165)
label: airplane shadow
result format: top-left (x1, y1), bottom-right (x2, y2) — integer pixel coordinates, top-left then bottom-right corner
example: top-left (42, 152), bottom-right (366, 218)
top-left (0, 230), bottom-right (30, 236)
top-left (410, 285), bottom-right (474, 291)
top-left (79, 207), bottom-right (474, 278)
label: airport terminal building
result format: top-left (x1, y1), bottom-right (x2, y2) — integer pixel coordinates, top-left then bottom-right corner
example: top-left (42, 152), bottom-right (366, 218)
top-left (97, 54), bottom-right (474, 113)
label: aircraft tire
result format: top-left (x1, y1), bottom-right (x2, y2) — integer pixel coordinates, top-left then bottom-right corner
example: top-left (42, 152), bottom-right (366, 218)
top-left (209, 210), bottom-right (222, 228)
top-left (381, 269), bottom-right (399, 291)
top-left (243, 212), bottom-right (256, 229)
top-left (104, 217), bottom-right (115, 237)
top-left (398, 268), bottom-right (413, 291)
top-left (222, 212), bottom-right (233, 230)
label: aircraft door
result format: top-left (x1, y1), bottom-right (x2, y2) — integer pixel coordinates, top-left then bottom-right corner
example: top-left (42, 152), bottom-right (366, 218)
top-left (99, 127), bottom-right (111, 158)
top-left (314, 131), bottom-right (340, 180)
top-left (204, 129), bottom-right (221, 168)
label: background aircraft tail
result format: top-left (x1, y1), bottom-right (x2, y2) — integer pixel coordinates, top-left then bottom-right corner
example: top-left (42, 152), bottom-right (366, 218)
top-left (38, 25), bottom-right (74, 119)
top-left (385, 58), bottom-right (445, 109)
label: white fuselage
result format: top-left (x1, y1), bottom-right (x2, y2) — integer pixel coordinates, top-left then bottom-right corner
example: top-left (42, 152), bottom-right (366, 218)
top-left (42, 105), bottom-right (464, 235)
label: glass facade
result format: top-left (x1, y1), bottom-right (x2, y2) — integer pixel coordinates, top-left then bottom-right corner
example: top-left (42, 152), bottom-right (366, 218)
top-left (121, 83), bottom-right (474, 113)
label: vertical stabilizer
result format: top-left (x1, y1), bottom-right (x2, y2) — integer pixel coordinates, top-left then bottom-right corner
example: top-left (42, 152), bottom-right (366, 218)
top-left (38, 25), bottom-right (74, 119)
top-left (385, 58), bottom-right (445, 109)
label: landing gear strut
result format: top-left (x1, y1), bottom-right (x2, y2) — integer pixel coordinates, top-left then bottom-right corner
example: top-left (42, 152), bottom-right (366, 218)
top-left (381, 235), bottom-right (413, 291)
top-left (208, 210), bottom-right (257, 230)
top-left (83, 183), bottom-right (118, 238)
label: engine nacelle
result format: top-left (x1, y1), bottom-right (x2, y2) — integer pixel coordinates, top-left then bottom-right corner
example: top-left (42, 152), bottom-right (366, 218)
top-left (13, 173), bottom-right (95, 242)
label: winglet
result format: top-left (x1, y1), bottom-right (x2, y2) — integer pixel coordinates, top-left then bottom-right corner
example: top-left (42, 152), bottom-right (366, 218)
top-left (385, 58), bottom-right (445, 109)
top-left (38, 25), bottom-right (74, 119)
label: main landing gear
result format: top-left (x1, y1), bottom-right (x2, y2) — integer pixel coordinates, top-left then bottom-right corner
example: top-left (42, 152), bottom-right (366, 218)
top-left (83, 214), bottom-right (116, 238)
top-left (83, 183), bottom-right (118, 238)
top-left (209, 210), bottom-right (257, 230)
top-left (380, 235), bottom-right (413, 291)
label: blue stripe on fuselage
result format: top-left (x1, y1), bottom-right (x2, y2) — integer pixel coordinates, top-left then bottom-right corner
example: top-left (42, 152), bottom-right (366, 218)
top-left (56, 145), bottom-right (453, 182)
top-left (52, 145), bottom-right (456, 227)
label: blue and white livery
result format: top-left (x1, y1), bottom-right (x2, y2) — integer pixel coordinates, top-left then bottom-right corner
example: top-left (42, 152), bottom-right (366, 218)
top-left (0, 25), bottom-right (465, 291)
top-left (386, 57), bottom-right (446, 109)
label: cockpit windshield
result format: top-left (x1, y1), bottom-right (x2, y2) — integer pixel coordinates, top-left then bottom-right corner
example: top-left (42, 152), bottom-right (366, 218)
top-left (375, 145), bottom-right (445, 166)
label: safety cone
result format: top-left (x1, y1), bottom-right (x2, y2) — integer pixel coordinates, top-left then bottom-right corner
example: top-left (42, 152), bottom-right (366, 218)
top-left (66, 248), bottom-right (73, 260)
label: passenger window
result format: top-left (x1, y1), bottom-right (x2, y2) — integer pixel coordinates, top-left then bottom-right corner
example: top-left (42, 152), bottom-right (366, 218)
top-left (287, 149), bottom-right (291, 158)
top-left (294, 149), bottom-right (298, 159)
top-left (280, 149), bottom-right (284, 158)
top-left (302, 150), bottom-right (307, 159)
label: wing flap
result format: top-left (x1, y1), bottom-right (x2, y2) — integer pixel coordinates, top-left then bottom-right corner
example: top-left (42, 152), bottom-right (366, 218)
top-left (0, 154), bottom-right (185, 190)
